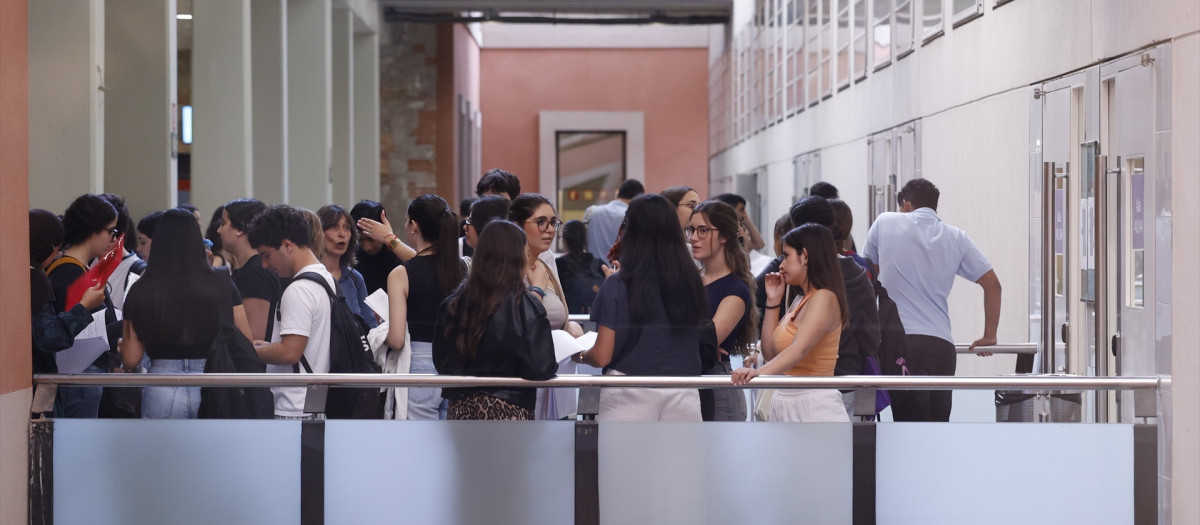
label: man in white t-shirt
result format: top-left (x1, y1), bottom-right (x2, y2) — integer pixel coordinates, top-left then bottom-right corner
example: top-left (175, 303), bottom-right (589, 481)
top-left (247, 205), bottom-right (336, 419)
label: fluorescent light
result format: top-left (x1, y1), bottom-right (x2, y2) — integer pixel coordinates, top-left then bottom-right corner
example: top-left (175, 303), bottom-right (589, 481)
top-left (177, 13), bottom-right (193, 20)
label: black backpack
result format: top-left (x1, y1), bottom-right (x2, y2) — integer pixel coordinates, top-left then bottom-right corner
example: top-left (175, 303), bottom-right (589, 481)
top-left (291, 272), bottom-right (382, 419)
top-left (199, 301), bottom-right (274, 419)
top-left (874, 279), bottom-right (909, 376)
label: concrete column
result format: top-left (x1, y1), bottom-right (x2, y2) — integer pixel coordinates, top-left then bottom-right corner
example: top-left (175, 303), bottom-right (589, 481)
top-left (252, 0), bottom-right (288, 205)
top-left (286, 0), bottom-right (332, 210)
top-left (27, 0), bottom-right (105, 213)
top-left (1, 0), bottom-right (33, 520)
top-left (104, 0), bottom-right (178, 219)
top-left (353, 30), bottom-right (380, 203)
top-left (191, 0), bottom-right (253, 215)
top-left (331, 9), bottom-right (354, 207)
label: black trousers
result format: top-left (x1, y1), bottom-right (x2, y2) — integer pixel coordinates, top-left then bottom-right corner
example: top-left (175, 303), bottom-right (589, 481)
top-left (889, 335), bottom-right (956, 422)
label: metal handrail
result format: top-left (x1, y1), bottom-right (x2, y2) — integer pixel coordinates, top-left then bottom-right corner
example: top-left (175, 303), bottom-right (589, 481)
top-left (32, 373), bottom-right (1165, 391)
top-left (955, 343), bottom-right (1038, 354)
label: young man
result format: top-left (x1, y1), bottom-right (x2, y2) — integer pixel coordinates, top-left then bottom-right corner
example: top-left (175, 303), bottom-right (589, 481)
top-left (247, 205), bottom-right (337, 420)
top-left (475, 168), bottom-right (521, 200)
top-left (713, 192), bottom-right (767, 252)
top-left (863, 178), bottom-right (1002, 422)
top-left (349, 200), bottom-right (402, 294)
top-left (584, 179), bottom-right (643, 259)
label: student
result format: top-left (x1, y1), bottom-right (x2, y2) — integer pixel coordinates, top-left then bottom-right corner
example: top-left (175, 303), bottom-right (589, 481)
top-left (583, 179), bottom-right (643, 259)
top-left (98, 193), bottom-right (145, 310)
top-left (829, 198), bottom-right (872, 279)
top-left (476, 168), bottom-right (522, 200)
top-left (29, 209), bottom-right (106, 376)
top-left (689, 201), bottom-right (759, 421)
top-left (732, 224), bottom-right (850, 423)
top-left (462, 194), bottom-right (510, 255)
top-left (383, 194), bottom-right (465, 420)
top-left (49, 194), bottom-right (122, 418)
top-left (434, 221), bottom-right (558, 420)
top-left (349, 200), bottom-right (403, 294)
top-left (573, 194), bottom-right (708, 421)
top-left (247, 205), bottom-right (338, 420)
top-left (204, 206), bottom-right (230, 268)
top-left (217, 198), bottom-right (280, 342)
top-left (121, 210), bottom-right (252, 419)
top-left (660, 185), bottom-right (702, 230)
top-left (713, 193), bottom-right (767, 252)
top-left (555, 220), bottom-right (608, 315)
top-left (317, 204), bottom-right (377, 328)
top-left (135, 210), bottom-right (164, 262)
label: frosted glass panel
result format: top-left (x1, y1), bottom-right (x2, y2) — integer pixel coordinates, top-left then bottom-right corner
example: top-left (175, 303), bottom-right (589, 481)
top-left (877, 423), bottom-right (1134, 525)
top-left (600, 422), bottom-right (853, 525)
top-left (54, 420), bottom-right (301, 525)
top-left (325, 421), bottom-right (575, 525)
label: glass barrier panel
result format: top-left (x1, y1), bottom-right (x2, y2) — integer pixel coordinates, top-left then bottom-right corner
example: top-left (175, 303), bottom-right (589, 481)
top-left (325, 421), bottom-right (575, 525)
top-left (877, 423), bottom-right (1134, 524)
top-left (599, 422), bottom-right (853, 524)
top-left (54, 420), bottom-right (301, 525)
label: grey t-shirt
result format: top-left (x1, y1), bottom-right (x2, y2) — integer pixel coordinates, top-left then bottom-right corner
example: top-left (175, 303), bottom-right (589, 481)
top-left (590, 277), bottom-right (702, 376)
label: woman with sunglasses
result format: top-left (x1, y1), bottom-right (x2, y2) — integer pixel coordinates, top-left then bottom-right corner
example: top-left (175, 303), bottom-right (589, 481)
top-left (689, 200), bottom-right (759, 421)
top-left (508, 194), bottom-right (584, 419)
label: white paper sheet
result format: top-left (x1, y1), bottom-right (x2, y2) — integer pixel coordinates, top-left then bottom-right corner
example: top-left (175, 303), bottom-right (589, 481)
top-left (551, 330), bottom-right (598, 363)
top-left (364, 289), bottom-right (390, 323)
top-left (55, 311), bottom-right (111, 373)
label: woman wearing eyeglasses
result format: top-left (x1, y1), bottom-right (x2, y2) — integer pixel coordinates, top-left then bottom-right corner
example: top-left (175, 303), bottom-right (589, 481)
top-left (508, 194), bottom-right (585, 419)
top-left (660, 185), bottom-right (701, 230)
top-left (689, 201), bottom-right (759, 421)
top-left (47, 194), bottom-right (122, 418)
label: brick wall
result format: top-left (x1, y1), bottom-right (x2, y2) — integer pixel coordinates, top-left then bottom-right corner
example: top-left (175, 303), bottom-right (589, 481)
top-left (378, 21), bottom-right (438, 221)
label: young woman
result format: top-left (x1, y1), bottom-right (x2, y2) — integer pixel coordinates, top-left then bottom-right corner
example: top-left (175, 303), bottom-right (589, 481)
top-left (29, 209), bottom-right (106, 376)
top-left (383, 194), bottom-right (465, 420)
top-left (689, 200), bottom-right (759, 421)
top-left (660, 185), bottom-right (702, 230)
top-left (508, 194), bottom-right (585, 419)
top-left (555, 220), bottom-right (608, 315)
top-left (121, 210), bottom-right (253, 419)
top-left (49, 194), bottom-right (121, 418)
top-left (217, 198), bottom-right (280, 342)
top-left (731, 224), bottom-right (850, 423)
top-left (205, 206), bottom-right (230, 268)
top-left (573, 194), bottom-right (709, 421)
top-left (317, 204), bottom-right (376, 328)
top-left (433, 221), bottom-right (558, 420)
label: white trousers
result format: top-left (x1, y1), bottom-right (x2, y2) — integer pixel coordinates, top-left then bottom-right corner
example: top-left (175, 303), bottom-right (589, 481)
top-left (596, 370), bottom-right (701, 422)
top-left (769, 389), bottom-right (851, 423)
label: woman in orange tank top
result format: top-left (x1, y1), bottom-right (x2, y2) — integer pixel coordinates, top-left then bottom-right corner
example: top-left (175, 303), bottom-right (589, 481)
top-left (732, 224), bottom-right (850, 422)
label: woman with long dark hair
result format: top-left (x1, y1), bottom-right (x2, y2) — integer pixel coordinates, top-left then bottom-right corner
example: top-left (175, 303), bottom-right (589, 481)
top-left (121, 209), bottom-right (253, 419)
top-left (384, 194), bottom-right (465, 420)
top-left (204, 206), bottom-right (230, 268)
top-left (572, 194), bottom-right (709, 421)
top-left (732, 224), bottom-right (850, 422)
top-left (433, 221), bottom-right (558, 420)
top-left (555, 220), bottom-right (608, 314)
top-left (317, 204), bottom-right (376, 328)
top-left (216, 198), bottom-right (279, 342)
top-left (689, 200), bottom-right (759, 421)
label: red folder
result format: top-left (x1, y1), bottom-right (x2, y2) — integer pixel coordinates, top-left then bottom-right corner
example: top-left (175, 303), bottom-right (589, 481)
top-left (64, 234), bottom-right (125, 310)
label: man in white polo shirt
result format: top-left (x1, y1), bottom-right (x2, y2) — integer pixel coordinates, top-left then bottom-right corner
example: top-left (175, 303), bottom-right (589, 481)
top-left (863, 178), bottom-right (1002, 422)
top-left (247, 205), bottom-right (336, 420)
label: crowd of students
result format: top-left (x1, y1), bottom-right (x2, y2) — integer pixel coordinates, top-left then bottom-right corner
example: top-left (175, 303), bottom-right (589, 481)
top-left (32, 168), bottom-right (992, 423)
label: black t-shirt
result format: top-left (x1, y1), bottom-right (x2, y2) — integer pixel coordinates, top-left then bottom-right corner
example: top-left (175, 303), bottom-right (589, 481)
top-left (705, 273), bottom-right (752, 359)
top-left (590, 277), bottom-right (702, 376)
top-left (354, 248), bottom-right (402, 294)
top-left (232, 254), bottom-right (282, 332)
top-left (405, 255), bottom-right (452, 342)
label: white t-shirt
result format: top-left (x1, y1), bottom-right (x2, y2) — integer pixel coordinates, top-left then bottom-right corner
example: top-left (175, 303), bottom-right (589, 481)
top-left (267, 263), bottom-right (335, 417)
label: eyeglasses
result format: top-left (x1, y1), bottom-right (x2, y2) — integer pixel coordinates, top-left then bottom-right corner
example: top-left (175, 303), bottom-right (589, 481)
top-left (684, 225), bottom-right (715, 239)
top-left (105, 227), bottom-right (120, 239)
top-left (463, 217), bottom-right (472, 226)
top-left (678, 202), bottom-right (698, 211)
top-left (526, 217), bottom-right (562, 232)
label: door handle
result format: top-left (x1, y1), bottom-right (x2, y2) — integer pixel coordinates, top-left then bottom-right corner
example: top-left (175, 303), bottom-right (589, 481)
top-left (1111, 332), bottom-right (1121, 357)
top-left (1060, 322), bottom-right (1069, 344)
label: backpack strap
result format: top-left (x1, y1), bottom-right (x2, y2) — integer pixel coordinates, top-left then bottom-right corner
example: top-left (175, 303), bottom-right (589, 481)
top-left (46, 255), bottom-right (86, 274)
top-left (291, 271), bottom-right (337, 299)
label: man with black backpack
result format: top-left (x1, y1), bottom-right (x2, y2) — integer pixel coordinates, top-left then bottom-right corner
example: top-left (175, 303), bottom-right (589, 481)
top-left (246, 205), bottom-right (341, 420)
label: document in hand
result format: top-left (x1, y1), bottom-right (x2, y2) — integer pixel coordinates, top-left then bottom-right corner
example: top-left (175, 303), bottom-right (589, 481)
top-left (364, 288), bottom-right (390, 323)
top-left (64, 234), bottom-right (126, 310)
top-left (55, 310), bottom-right (111, 373)
top-left (551, 330), bottom-right (598, 363)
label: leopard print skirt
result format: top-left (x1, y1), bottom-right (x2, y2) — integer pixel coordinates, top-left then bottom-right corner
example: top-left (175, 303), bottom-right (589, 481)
top-left (447, 392), bottom-right (533, 421)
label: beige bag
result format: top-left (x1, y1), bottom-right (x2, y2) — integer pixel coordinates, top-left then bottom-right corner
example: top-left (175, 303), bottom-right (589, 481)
top-left (751, 351), bottom-right (774, 421)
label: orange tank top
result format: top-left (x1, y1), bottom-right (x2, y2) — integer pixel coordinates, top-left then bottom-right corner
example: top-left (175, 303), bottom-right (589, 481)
top-left (771, 293), bottom-right (841, 377)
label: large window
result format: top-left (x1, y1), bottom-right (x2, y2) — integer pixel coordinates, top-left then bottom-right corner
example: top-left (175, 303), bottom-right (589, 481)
top-left (951, 0), bottom-right (982, 27)
top-left (787, 0), bottom-right (805, 114)
top-left (852, 0), bottom-right (868, 79)
top-left (922, 0), bottom-right (944, 42)
top-left (555, 131), bottom-right (626, 226)
top-left (872, 0), bottom-right (891, 70)
top-left (805, 0), bottom-right (823, 104)
top-left (894, 0), bottom-right (914, 59)
top-left (836, 0), bottom-right (851, 89)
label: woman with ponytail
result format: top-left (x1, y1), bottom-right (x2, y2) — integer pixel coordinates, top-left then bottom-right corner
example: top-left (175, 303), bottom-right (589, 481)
top-left (688, 200), bottom-right (759, 421)
top-left (384, 194), bottom-right (466, 420)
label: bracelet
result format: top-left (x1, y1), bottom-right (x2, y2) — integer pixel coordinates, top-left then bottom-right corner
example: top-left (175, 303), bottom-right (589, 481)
top-left (384, 234), bottom-right (400, 250)
top-left (765, 303), bottom-right (781, 309)
top-left (574, 351), bottom-right (587, 364)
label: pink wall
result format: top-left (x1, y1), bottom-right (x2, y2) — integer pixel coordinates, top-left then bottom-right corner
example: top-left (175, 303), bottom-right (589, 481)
top-left (480, 48), bottom-right (709, 196)
top-left (0, 0), bottom-right (31, 394)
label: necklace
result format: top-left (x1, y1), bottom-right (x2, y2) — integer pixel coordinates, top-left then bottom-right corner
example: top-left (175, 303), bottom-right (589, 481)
top-left (415, 245), bottom-right (434, 256)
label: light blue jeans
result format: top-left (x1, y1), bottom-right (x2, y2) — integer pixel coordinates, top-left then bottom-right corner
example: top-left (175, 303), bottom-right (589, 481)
top-left (407, 341), bottom-right (447, 420)
top-left (142, 359), bottom-right (206, 419)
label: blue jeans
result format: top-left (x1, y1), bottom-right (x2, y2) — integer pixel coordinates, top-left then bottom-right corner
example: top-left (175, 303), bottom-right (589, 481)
top-left (55, 363), bottom-right (104, 418)
top-left (142, 359), bottom-right (206, 419)
top-left (407, 341), bottom-right (447, 420)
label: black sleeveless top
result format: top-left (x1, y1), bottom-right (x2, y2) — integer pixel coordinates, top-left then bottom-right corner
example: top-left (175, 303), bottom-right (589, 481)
top-left (405, 255), bottom-right (452, 342)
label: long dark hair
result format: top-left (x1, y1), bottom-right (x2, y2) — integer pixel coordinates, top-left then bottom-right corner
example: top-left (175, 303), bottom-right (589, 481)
top-left (693, 201), bottom-right (759, 354)
top-left (783, 224), bottom-right (848, 326)
top-left (443, 221), bottom-right (528, 357)
top-left (318, 204), bottom-right (359, 268)
top-left (506, 193), bottom-right (552, 225)
top-left (619, 194), bottom-right (706, 327)
top-left (124, 209), bottom-right (223, 348)
top-left (408, 194), bottom-right (464, 296)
